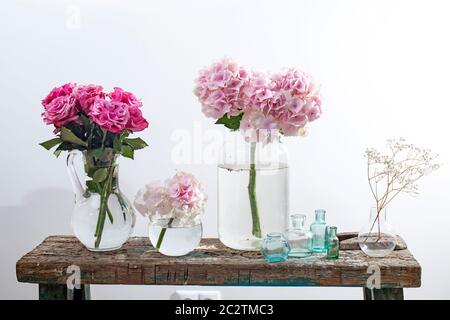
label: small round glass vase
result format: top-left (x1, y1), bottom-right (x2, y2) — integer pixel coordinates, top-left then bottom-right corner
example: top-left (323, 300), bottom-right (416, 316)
top-left (261, 233), bottom-right (291, 263)
top-left (358, 207), bottom-right (397, 257)
top-left (148, 215), bottom-right (202, 257)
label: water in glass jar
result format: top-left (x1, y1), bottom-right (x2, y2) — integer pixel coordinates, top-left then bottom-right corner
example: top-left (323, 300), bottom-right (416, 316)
top-left (218, 163), bottom-right (288, 251)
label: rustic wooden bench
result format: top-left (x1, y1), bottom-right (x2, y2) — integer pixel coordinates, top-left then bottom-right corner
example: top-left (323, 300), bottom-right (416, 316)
top-left (16, 234), bottom-right (421, 300)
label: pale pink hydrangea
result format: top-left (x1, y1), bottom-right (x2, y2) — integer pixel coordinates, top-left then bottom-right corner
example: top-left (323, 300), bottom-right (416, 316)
top-left (134, 172), bottom-right (207, 222)
top-left (194, 58), bottom-right (249, 119)
top-left (134, 181), bottom-right (173, 216)
top-left (239, 68), bottom-right (322, 137)
top-left (89, 98), bottom-right (129, 133)
top-left (194, 60), bottom-right (322, 138)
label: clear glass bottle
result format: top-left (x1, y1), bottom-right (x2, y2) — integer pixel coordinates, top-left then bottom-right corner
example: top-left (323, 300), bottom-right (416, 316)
top-left (284, 214), bottom-right (313, 258)
top-left (310, 209), bottom-right (328, 253)
top-left (358, 207), bottom-right (396, 257)
top-left (327, 226), bottom-right (339, 260)
top-left (261, 232), bottom-right (291, 263)
top-left (67, 150), bottom-right (136, 251)
top-left (218, 130), bottom-right (289, 251)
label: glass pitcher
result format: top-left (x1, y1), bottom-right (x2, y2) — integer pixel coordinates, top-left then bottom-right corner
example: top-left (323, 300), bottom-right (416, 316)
top-left (67, 149), bottom-right (135, 251)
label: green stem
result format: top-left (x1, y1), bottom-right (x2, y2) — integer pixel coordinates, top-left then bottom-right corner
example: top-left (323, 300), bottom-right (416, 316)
top-left (248, 142), bottom-right (261, 238)
top-left (156, 217), bottom-right (174, 250)
top-left (94, 166), bottom-right (114, 248)
top-left (106, 205), bottom-right (114, 224)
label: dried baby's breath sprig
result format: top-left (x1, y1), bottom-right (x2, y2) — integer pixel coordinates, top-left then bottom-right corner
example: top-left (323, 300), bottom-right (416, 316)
top-left (366, 138), bottom-right (441, 229)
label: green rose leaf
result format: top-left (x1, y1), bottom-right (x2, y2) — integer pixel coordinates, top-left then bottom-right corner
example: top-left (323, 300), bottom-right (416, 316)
top-left (60, 127), bottom-right (88, 147)
top-left (87, 148), bottom-right (103, 160)
top-left (80, 113), bottom-right (91, 130)
top-left (92, 168), bottom-right (108, 183)
top-left (121, 145), bottom-right (134, 159)
top-left (113, 135), bottom-right (122, 152)
top-left (39, 138), bottom-right (63, 150)
top-left (124, 137), bottom-right (148, 150)
top-left (215, 113), bottom-right (243, 131)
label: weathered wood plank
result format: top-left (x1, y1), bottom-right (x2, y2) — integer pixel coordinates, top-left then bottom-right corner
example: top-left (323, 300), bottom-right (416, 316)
top-left (17, 236), bottom-right (421, 288)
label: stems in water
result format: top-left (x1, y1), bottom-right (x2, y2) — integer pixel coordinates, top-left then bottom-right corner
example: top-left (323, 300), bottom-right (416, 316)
top-left (156, 217), bottom-right (174, 250)
top-left (248, 142), bottom-right (261, 238)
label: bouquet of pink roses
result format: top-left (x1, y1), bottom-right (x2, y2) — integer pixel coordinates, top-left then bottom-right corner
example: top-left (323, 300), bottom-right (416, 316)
top-left (40, 83), bottom-right (148, 157)
top-left (40, 83), bottom-right (149, 250)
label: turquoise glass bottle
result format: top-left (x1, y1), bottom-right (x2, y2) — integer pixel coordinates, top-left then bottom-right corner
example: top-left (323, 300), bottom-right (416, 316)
top-left (327, 226), bottom-right (339, 260)
top-left (310, 209), bottom-right (328, 253)
top-left (261, 233), bottom-right (291, 263)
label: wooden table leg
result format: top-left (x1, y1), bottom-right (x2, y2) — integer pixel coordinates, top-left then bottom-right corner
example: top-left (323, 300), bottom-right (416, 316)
top-left (39, 284), bottom-right (91, 300)
top-left (363, 288), bottom-right (404, 300)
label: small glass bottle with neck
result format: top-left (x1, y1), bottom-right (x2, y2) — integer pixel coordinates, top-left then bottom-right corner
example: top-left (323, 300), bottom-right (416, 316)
top-left (327, 226), bottom-right (339, 260)
top-left (284, 214), bottom-right (313, 258)
top-left (310, 209), bottom-right (328, 253)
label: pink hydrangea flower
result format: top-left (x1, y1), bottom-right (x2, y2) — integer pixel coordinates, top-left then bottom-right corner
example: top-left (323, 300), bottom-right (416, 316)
top-left (73, 84), bottom-right (105, 112)
top-left (41, 83), bottom-right (76, 107)
top-left (239, 68), bottom-right (322, 137)
top-left (194, 58), bottom-right (249, 119)
top-left (108, 87), bottom-right (143, 108)
top-left (89, 98), bottom-right (129, 133)
top-left (42, 95), bottom-right (78, 128)
top-left (167, 171), bottom-right (206, 211)
top-left (134, 181), bottom-right (173, 216)
top-left (134, 172), bottom-right (207, 221)
top-left (126, 107), bottom-right (149, 132)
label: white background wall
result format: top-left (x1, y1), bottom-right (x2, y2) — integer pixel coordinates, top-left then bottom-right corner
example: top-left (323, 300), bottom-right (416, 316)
top-left (1, 0), bottom-right (449, 299)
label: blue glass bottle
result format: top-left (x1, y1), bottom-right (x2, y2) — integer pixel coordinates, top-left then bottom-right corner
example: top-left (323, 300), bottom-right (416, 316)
top-left (261, 233), bottom-right (290, 263)
top-left (310, 209), bottom-right (328, 253)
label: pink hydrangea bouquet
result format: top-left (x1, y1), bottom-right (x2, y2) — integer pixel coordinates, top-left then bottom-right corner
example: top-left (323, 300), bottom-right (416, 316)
top-left (134, 171), bottom-right (207, 251)
top-left (194, 58), bottom-right (322, 137)
top-left (40, 83), bottom-right (149, 249)
top-left (194, 58), bottom-right (322, 239)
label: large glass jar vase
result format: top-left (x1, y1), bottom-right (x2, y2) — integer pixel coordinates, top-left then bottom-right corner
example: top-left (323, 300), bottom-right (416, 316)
top-left (67, 149), bottom-right (136, 251)
top-left (218, 131), bottom-right (289, 251)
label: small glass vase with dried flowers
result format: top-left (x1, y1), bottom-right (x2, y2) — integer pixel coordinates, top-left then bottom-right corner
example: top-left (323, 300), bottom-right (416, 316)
top-left (358, 138), bottom-right (440, 257)
top-left (134, 171), bottom-right (207, 257)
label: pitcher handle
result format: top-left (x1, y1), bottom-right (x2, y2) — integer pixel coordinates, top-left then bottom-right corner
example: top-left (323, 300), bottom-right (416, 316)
top-left (66, 150), bottom-right (85, 202)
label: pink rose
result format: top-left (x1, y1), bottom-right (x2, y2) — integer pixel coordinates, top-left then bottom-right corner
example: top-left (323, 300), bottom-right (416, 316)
top-left (74, 84), bottom-right (105, 112)
top-left (108, 87), bottom-right (142, 108)
top-left (42, 95), bottom-right (78, 128)
top-left (41, 83), bottom-right (76, 107)
top-left (89, 98), bottom-right (129, 133)
top-left (126, 107), bottom-right (149, 132)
